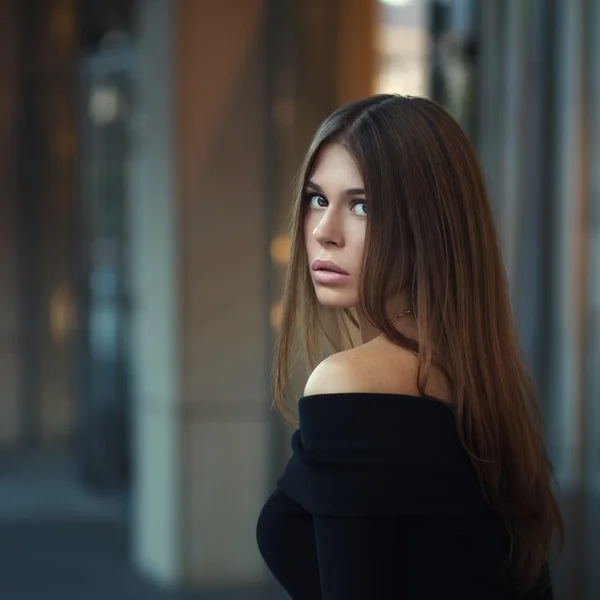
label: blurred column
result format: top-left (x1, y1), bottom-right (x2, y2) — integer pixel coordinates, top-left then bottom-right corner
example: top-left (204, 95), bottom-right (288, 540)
top-left (0, 0), bottom-right (20, 447)
top-left (130, 0), bottom-right (270, 587)
top-left (586, 1), bottom-right (600, 597)
top-left (475, 0), bottom-right (540, 357)
top-left (475, 0), bottom-right (529, 281)
top-left (129, 0), bottom-right (182, 585)
top-left (548, 0), bottom-right (589, 488)
top-left (516, 0), bottom-right (556, 391)
top-left (175, 0), bottom-right (270, 586)
top-left (497, 0), bottom-right (528, 286)
top-left (588, 0), bottom-right (600, 490)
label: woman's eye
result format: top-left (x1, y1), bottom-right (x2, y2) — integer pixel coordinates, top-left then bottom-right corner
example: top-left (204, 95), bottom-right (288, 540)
top-left (309, 194), bottom-right (327, 208)
top-left (353, 201), bottom-right (367, 217)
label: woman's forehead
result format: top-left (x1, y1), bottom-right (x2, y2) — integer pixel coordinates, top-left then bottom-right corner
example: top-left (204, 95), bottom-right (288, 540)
top-left (309, 143), bottom-right (363, 189)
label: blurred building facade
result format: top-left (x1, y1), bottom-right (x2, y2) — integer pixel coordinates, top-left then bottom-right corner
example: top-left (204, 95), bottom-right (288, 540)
top-left (0, 0), bottom-right (598, 598)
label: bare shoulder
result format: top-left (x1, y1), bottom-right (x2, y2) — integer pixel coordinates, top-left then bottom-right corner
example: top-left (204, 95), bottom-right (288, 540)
top-left (303, 338), bottom-right (450, 399)
top-left (303, 349), bottom-right (368, 397)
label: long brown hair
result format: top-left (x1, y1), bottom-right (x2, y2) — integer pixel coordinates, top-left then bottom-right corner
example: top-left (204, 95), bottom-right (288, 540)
top-left (272, 94), bottom-right (563, 592)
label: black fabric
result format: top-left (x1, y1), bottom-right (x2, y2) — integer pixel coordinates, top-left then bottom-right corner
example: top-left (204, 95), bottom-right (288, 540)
top-left (256, 393), bottom-right (553, 600)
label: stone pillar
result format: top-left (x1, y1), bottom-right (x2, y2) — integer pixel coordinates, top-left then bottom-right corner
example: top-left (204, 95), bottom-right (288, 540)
top-left (130, 0), bottom-right (270, 587)
top-left (130, 0), bottom-right (182, 586)
top-left (548, 0), bottom-right (588, 488)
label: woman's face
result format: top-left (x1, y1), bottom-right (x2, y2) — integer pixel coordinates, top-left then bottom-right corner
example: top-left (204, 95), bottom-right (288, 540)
top-left (303, 143), bottom-right (367, 309)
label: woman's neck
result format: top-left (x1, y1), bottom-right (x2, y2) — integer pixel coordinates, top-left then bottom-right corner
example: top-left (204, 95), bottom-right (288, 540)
top-left (356, 293), bottom-right (414, 344)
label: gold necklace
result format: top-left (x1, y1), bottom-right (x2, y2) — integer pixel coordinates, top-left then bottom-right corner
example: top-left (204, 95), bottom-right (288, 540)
top-left (390, 308), bottom-right (413, 324)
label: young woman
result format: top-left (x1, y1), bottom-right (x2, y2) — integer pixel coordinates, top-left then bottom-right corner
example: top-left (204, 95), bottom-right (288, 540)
top-left (256, 95), bottom-right (563, 599)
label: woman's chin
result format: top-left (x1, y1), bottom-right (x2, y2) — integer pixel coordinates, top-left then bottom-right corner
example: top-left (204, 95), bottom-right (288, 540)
top-left (314, 288), bottom-right (357, 310)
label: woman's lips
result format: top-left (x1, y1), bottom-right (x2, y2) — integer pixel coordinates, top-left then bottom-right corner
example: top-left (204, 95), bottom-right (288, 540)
top-left (312, 269), bottom-right (350, 285)
top-left (311, 259), bottom-right (350, 285)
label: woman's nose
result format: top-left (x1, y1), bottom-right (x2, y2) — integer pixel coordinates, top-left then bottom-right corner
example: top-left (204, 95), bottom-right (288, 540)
top-left (312, 210), bottom-right (344, 247)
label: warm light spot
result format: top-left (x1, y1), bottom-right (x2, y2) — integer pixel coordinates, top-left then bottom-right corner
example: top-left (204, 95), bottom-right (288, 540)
top-left (50, 282), bottom-right (77, 345)
top-left (270, 302), bottom-right (283, 330)
top-left (270, 235), bottom-right (290, 265)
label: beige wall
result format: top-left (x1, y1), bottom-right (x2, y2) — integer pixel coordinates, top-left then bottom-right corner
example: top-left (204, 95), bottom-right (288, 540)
top-left (0, 0), bottom-right (21, 447)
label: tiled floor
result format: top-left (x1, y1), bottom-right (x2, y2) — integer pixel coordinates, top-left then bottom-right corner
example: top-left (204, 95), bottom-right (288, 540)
top-left (0, 519), bottom-right (284, 600)
top-left (0, 456), bottom-right (286, 600)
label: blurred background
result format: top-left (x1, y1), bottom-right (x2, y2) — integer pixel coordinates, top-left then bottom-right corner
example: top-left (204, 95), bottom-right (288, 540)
top-left (0, 0), bottom-right (598, 598)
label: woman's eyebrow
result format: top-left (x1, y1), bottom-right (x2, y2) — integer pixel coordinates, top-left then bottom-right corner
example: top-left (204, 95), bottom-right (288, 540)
top-left (343, 187), bottom-right (366, 196)
top-left (305, 180), bottom-right (323, 192)
top-left (305, 180), bottom-right (365, 196)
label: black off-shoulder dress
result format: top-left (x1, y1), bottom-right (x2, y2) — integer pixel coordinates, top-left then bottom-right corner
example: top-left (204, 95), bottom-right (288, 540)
top-left (256, 393), bottom-right (553, 599)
